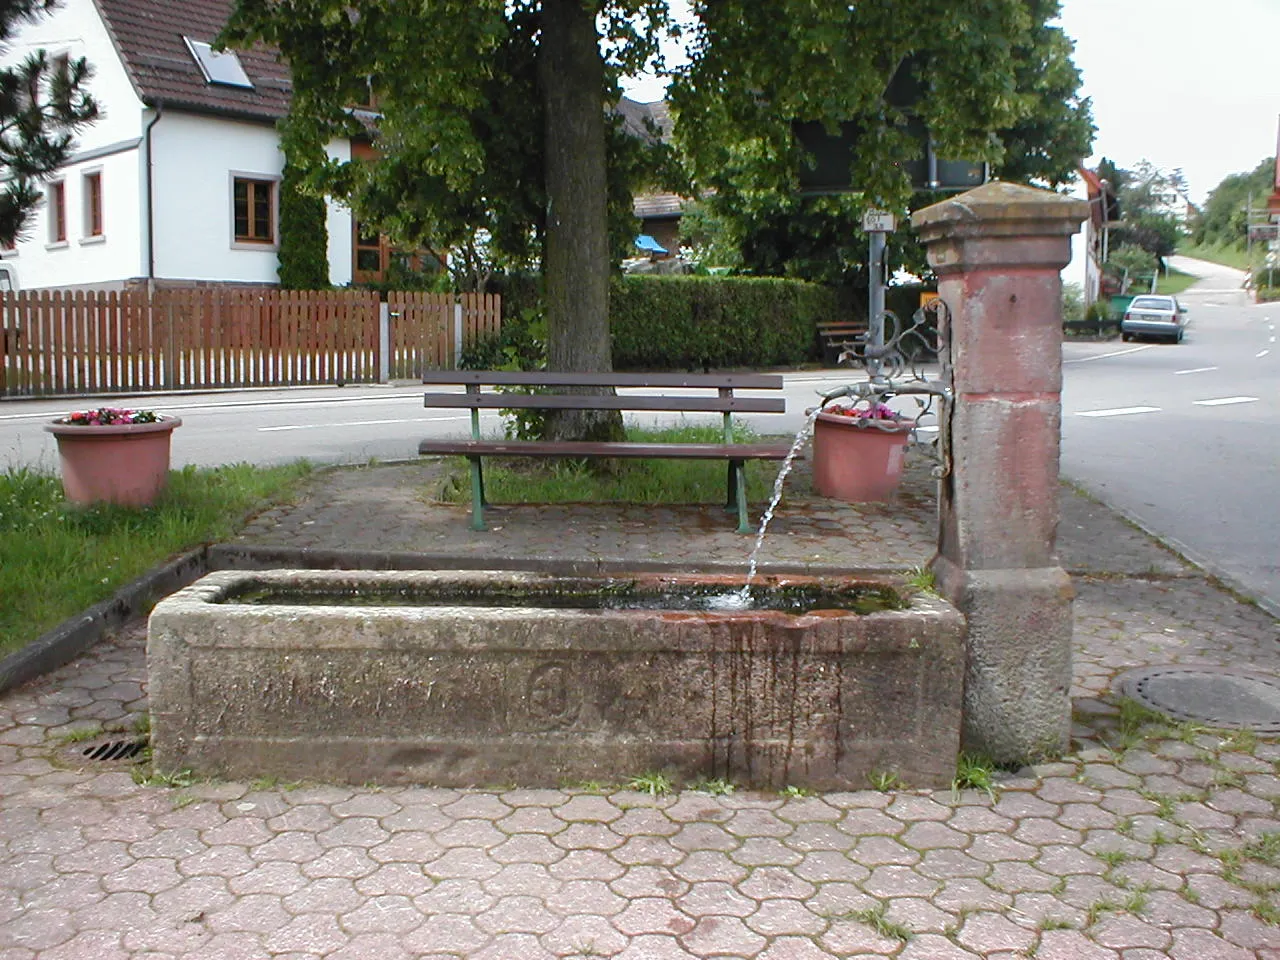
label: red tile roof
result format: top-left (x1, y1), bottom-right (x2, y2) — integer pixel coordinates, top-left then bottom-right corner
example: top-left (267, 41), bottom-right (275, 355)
top-left (95, 0), bottom-right (291, 122)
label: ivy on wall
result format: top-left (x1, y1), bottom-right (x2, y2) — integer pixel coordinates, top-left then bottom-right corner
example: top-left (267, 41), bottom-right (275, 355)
top-left (276, 116), bottom-right (330, 289)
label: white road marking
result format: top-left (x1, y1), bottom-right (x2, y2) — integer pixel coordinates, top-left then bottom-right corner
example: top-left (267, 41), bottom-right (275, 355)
top-left (1076, 406), bottom-right (1161, 418)
top-left (1063, 345), bottom-right (1153, 364)
top-left (259, 415), bottom-right (470, 432)
top-left (0, 392), bottom-right (431, 422)
top-left (1258, 350), bottom-right (1271, 358)
top-left (1194, 397), bottom-right (1259, 407)
top-left (1174, 366), bottom-right (1218, 375)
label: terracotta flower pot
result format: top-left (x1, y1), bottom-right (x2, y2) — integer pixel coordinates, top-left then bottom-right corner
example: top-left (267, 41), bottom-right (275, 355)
top-left (45, 416), bottom-right (182, 507)
top-left (811, 411), bottom-right (910, 501)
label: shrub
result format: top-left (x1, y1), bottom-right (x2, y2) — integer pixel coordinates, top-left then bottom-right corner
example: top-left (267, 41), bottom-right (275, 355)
top-left (609, 275), bottom-right (842, 369)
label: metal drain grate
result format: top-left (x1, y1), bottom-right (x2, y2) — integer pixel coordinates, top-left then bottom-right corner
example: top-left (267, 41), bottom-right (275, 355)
top-left (81, 738), bottom-right (146, 762)
top-left (1115, 666), bottom-right (1280, 733)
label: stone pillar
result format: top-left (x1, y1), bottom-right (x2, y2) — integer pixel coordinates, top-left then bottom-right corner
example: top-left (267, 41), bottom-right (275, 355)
top-left (911, 182), bottom-right (1088, 765)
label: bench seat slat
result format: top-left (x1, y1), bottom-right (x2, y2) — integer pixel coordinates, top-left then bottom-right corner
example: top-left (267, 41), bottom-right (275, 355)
top-left (422, 394), bottom-right (787, 413)
top-left (421, 371), bottom-right (785, 389)
top-left (418, 440), bottom-right (799, 460)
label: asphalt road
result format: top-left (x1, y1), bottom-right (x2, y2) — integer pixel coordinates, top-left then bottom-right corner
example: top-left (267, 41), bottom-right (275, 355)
top-left (2, 255), bottom-right (1275, 613)
top-left (1060, 256), bottom-right (1278, 615)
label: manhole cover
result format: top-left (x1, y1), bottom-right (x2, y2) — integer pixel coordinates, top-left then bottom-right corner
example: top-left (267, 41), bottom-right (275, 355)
top-left (1115, 666), bottom-right (1280, 733)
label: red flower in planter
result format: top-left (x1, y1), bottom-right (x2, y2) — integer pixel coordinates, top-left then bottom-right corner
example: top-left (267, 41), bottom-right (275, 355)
top-left (821, 400), bottom-right (903, 422)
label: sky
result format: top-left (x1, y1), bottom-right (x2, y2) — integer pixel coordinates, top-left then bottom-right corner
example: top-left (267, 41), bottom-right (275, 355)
top-left (621, 0), bottom-right (1280, 207)
top-left (1056, 0), bottom-right (1280, 206)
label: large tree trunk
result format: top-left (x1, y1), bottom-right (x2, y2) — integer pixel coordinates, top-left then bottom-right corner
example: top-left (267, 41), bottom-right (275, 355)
top-left (538, 0), bottom-right (624, 442)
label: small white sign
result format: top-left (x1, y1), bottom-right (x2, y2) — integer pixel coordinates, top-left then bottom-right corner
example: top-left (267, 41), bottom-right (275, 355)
top-left (862, 210), bottom-right (896, 233)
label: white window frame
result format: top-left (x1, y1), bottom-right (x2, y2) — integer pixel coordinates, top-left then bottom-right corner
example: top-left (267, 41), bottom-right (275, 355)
top-left (229, 171), bottom-right (280, 251)
top-left (45, 178), bottom-right (68, 249)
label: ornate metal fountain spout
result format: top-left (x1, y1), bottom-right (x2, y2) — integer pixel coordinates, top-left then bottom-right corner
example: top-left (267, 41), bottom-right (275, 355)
top-left (818, 297), bottom-right (954, 478)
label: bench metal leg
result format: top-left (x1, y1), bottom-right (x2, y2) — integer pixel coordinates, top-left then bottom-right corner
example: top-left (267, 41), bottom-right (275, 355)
top-left (469, 456), bottom-right (486, 531)
top-left (731, 460), bottom-right (751, 534)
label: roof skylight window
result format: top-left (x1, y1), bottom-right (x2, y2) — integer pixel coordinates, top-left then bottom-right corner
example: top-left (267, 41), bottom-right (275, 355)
top-left (183, 37), bottom-right (254, 89)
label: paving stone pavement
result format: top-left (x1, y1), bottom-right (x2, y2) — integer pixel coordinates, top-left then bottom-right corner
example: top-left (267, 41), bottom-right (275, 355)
top-left (2, 455), bottom-right (1278, 958)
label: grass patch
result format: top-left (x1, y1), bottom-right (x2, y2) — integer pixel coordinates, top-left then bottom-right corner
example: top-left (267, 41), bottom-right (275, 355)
top-left (1177, 241), bottom-right (1260, 272)
top-left (432, 422), bottom-right (779, 506)
top-left (0, 461), bottom-right (313, 658)
top-left (1154, 268), bottom-right (1199, 296)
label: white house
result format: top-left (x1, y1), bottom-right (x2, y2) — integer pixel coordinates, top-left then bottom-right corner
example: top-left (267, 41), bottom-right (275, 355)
top-left (0, 0), bottom-right (356, 290)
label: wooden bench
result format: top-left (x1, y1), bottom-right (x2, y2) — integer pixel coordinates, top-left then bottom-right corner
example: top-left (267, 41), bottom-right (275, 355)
top-left (816, 320), bottom-right (868, 364)
top-left (418, 371), bottom-right (795, 533)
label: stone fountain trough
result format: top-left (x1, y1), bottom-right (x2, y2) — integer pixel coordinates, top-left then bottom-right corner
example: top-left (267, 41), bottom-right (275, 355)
top-left (148, 569), bottom-right (965, 789)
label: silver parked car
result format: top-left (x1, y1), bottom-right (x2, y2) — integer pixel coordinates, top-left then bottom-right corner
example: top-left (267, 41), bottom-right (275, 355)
top-left (1121, 294), bottom-right (1187, 343)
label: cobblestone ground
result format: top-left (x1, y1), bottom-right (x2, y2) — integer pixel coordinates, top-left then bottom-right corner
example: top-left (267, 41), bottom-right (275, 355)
top-left (2, 460), bottom-right (1278, 958)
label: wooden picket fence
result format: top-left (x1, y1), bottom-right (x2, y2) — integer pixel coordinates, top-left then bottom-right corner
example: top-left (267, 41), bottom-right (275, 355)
top-left (387, 291), bottom-right (501, 379)
top-left (0, 288), bottom-right (502, 397)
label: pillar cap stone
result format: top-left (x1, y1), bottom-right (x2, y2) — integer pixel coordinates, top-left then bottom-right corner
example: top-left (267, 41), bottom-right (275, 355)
top-left (911, 181), bottom-right (1089, 238)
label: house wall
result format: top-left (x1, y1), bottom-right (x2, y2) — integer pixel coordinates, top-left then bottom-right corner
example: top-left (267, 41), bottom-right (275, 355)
top-left (0, 0), bottom-right (148, 289)
top-left (0, 0), bottom-right (355, 290)
top-left (325, 140), bottom-right (354, 287)
top-left (149, 117), bottom-right (354, 288)
top-left (150, 112), bottom-right (284, 285)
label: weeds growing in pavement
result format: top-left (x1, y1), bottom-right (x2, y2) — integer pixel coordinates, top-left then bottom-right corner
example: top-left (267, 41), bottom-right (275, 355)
top-left (952, 752), bottom-right (999, 800)
top-left (867, 769), bottom-right (903, 792)
top-left (55, 725), bottom-right (103, 744)
top-left (131, 766), bottom-right (196, 789)
top-left (627, 772), bottom-right (673, 796)
top-left (690, 777), bottom-right (735, 796)
top-left (848, 902), bottom-right (912, 941)
top-left (904, 565), bottom-right (937, 595)
top-left (779, 785), bottom-right (815, 799)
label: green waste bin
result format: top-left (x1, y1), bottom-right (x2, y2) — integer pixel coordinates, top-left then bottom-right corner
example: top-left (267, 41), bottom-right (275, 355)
top-left (1108, 295), bottom-right (1135, 321)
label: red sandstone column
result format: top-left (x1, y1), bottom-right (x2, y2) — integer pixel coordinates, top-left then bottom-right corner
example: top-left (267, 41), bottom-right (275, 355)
top-left (912, 182), bottom-right (1088, 764)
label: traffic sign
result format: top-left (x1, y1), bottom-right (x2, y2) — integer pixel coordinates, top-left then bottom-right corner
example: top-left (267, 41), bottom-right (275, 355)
top-left (862, 210), bottom-right (896, 233)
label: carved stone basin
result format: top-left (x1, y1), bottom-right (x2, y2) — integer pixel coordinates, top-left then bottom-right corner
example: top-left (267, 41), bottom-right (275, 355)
top-left (148, 570), bottom-right (965, 789)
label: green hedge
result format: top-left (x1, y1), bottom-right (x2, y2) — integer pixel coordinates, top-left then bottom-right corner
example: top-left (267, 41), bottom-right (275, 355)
top-left (609, 275), bottom-right (843, 369)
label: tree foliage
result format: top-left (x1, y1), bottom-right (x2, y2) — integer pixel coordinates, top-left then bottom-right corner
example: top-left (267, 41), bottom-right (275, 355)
top-left (225, 0), bottom-right (676, 439)
top-left (0, 0), bottom-right (98, 247)
top-left (668, 0), bottom-right (1093, 284)
top-left (224, 0), bottom-right (1093, 382)
top-left (1192, 157), bottom-right (1275, 249)
top-left (1101, 159), bottom-right (1186, 262)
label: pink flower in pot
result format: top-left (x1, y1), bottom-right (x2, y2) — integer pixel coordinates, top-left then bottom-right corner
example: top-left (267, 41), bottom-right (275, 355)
top-left (46, 408), bottom-right (181, 507)
top-left (812, 399), bottom-right (911, 501)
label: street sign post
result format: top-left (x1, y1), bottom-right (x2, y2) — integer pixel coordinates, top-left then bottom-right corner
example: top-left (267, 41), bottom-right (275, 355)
top-left (862, 211), bottom-right (897, 376)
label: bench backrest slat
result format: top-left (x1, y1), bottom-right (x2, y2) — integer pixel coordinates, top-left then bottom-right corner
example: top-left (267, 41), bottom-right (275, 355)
top-left (423, 394), bottom-right (787, 413)
top-left (421, 371), bottom-right (784, 390)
